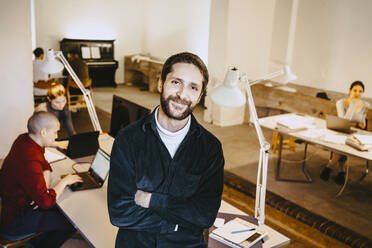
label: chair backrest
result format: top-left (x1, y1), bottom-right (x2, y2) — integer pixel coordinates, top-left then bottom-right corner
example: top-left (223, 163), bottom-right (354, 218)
top-left (68, 77), bottom-right (92, 89)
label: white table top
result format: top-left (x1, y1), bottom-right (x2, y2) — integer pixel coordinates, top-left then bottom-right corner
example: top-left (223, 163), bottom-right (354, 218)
top-left (259, 113), bottom-right (372, 161)
top-left (50, 134), bottom-right (289, 248)
top-left (49, 140), bottom-right (117, 247)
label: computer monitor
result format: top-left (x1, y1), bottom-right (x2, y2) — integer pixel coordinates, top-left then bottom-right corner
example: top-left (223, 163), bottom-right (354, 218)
top-left (109, 95), bottom-right (151, 137)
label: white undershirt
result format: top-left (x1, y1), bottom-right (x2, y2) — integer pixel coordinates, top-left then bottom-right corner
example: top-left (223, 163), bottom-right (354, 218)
top-left (155, 107), bottom-right (191, 158)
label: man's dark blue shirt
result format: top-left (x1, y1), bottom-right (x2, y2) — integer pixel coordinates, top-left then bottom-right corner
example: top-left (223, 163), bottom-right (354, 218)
top-left (108, 109), bottom-right (224, 247)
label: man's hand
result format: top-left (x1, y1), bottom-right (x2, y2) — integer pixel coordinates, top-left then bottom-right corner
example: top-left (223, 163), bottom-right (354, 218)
top-left (30, 201), bottom-right (39, 210)
top-left (134, 190), bottom-right (152, 208)
top-left (53, 140), bottom-right (69, 150)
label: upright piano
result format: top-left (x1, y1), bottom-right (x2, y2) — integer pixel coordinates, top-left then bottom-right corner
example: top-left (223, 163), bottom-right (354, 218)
top-left (60, 38), bottom-right (118, 87)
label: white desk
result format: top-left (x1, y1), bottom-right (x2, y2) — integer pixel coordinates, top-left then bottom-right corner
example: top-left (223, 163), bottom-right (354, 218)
top-left (259, 114), bottom-right (372, 194)
top-left (50, 135), bottom-right (117, 248)
top-left (50, 134), bottom-right (289, 248)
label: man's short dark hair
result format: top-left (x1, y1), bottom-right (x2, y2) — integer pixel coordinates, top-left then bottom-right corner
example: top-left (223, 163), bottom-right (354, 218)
top-left (27, 111), bottom-right (58, 134)
top-left (33, 47), bottom-right (44, 58)
top-left (161, 52), bottom-right (209, 94)
top-left (350, 80), bottom-right (365, 92)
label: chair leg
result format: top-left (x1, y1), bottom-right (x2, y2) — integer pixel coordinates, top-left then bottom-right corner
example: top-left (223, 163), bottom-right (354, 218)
top-left (288, 136), bottom-right (295, 152)
top-left (271, 132), bottom-right (280, 153)
top-left (276, 139), bottom-right (312, 183)
top-left (336, 164), bottom-right (349, 197)
top-left (359, 160), bottom-right (369, 182)
top-left (67, 86), bottom-right (72, 110)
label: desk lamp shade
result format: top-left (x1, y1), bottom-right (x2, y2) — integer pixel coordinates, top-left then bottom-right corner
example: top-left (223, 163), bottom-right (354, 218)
top-left (41, 49), bottom-right (64, 74)
top-left (210, 67), bottom-right (246, 108)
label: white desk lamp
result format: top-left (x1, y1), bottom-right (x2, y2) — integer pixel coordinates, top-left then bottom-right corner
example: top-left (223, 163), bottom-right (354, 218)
top-left (41, 49), bottom-right (102, 133)
top-left (210, 66), bottom-right (296, 225)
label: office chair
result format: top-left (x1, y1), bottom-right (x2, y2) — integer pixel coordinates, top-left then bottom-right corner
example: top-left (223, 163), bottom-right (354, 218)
top-left (271, 132), bottom-right (296, 153)
top-left (267, 108), bottom-right (296, 153)
top-left (0, 197), bottom-right (41, 248)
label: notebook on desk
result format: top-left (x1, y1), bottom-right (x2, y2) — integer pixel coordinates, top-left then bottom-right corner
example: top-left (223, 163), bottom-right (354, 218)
top-left (63, 148), bottom-right (110, 192)
top-left (326, 115), bottom-right (356, 134)
top-left (210, 217), bottom-right (267, 248)
top-left (58, 131), bottom-right (99, 158)
top-left (209, 213), bottom-right (265, 248)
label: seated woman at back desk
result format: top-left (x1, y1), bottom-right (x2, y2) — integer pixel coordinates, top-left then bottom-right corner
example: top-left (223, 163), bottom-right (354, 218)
top-left (35, 82), bottom-right (76, 137)
top-left (320, 81), bottom-right (370, 185)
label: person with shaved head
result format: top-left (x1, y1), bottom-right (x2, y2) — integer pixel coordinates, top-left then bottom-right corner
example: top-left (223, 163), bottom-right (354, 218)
top-left (0, 111), bottom-right (82, 248)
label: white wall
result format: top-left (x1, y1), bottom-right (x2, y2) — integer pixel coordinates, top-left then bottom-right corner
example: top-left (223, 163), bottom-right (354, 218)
top-left (208, 0), bottom-right (229, 83)
top-left (141, 0), bottom-right (211, 65)
top-left (0, 0), bottom-right (34, 158)
top-left (269, 0), bottom-right (292, 67)
top-left (34, 0), bottom-right (144, 84)
top-left (34, 0), bottom-right (372, 97)
top-left (271, 0), bottom-right (372, 98)
top-left (225, 0), bottom-right (276, 80)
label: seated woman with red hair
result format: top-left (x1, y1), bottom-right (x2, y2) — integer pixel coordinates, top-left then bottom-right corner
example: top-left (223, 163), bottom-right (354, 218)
top-left (35, 82), bottom-right (76, 137)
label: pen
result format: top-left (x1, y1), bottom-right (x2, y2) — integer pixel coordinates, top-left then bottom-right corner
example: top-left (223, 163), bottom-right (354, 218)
top-left (231, 228), bottom-right (255, 234)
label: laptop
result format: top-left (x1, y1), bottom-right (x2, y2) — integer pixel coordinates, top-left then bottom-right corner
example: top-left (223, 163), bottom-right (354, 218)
top-left (67, 148), bottom-right (110, 191)
top-left (59, 131), bottom-right (99, 158)
top-left (326, 115), bottom-right (355, 134)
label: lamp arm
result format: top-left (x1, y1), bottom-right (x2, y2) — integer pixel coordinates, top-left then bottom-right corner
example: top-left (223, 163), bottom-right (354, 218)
top-left (55, 52), bottom-right (102, 133)
top-left (241, 74), bottom-right (270, 151)
top-left (241, 73), bottom-right (270, 225)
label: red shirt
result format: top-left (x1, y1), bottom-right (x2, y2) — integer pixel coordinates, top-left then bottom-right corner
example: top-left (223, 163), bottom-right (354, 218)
top-left (0, 133), bottom-right (56, 226)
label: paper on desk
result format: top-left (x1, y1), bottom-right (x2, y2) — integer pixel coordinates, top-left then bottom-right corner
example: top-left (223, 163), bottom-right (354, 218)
top-left (212, 219), bottom-right (256, 244)
top-left (321, 134), bottom-right (347, 144)
top-left (274, 114), bottom-right (314, 130)
top-left (214, 218), bottom-right (225, 228)
top-left (297, 129), bottom-right (327, 139)
top-left (44, 148), bottom-right (66, 163)
top-left (352, 134), bottom-right (372, 145)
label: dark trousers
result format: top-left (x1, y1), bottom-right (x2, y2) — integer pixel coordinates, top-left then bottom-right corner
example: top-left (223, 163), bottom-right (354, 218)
top-left (115, 228), bottom-right (206, 248)
top-left (1, 206), bottom-right (75, 248)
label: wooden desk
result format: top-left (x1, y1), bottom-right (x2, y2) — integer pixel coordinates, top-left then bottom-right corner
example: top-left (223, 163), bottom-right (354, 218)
top-left (50, 135), bottom-right (289, 247)
top-left (124, 54), bottom-right (164, 93)
top-left (251, 83), bottom-right (372, 131)
top-left (259, 114), bottom-right (372, 194)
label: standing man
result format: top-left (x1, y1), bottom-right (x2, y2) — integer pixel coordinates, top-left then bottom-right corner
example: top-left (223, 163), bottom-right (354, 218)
top-left (108, 52), bottom-right (224, 247)
top-left (0, 111), bottom-right (82, 248)
top-left (33, 47), bottom-right (50, 96)
top-left (33, 47), bottom-right (49, 83)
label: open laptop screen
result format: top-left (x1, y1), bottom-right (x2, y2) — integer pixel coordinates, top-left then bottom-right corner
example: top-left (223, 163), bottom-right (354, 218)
top-left (90, 149), bottom-right (110, 180)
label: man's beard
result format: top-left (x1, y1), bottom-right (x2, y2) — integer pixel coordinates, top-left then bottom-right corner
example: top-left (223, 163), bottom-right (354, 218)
top-left (160, 93), bottom-right (194, 120)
